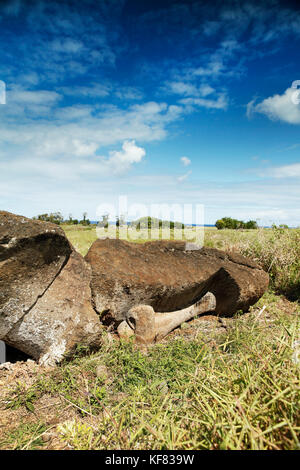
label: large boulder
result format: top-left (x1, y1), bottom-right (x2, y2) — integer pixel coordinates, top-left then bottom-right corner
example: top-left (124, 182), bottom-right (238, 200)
top-left (85, 239), bottom-right (269, 323)
top-left (0, 211), bottom-right (102, 364)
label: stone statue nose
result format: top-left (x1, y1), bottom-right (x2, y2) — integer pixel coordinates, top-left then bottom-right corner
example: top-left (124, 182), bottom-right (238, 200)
top-left (118, 292), bottom-right (217, 344)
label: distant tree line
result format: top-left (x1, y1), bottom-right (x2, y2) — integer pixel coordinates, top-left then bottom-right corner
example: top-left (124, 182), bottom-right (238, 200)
top-left (215, 217), bottom-right (258, 230)
top-left (33, 212), bottom-right (91, 226)
top-left (66, 212), bottom-right (91, 226)
top-left (33, 212), bottom-right (64, 225)
top-left (131, 216), bottom-right (185, 230)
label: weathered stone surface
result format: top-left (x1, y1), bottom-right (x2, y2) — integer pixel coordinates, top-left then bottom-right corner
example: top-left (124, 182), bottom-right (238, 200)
top-left (0, 211), bottom-right (71, 337)
top-left (85, 239), bottom-right (269, 322)
top-left (0, 211), bottom-right (102, 364)
top-left (117, 320), bottom-right (134, 339)
top-left (3, 251), bottom-right (102, 365)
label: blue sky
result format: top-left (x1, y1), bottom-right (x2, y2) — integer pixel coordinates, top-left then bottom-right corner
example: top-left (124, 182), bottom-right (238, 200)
top-left (0, 0), bottom-right (300, 225)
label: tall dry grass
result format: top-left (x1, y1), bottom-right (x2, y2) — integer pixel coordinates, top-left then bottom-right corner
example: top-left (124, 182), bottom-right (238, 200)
top-left (204, 227), bottom-right (300, 300)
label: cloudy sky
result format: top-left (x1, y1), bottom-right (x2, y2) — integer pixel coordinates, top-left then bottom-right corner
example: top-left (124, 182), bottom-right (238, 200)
top-left (0, 0), bottom-right (300, 225)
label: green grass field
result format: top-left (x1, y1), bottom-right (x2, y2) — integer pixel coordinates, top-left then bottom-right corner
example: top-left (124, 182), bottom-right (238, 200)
top-left (0, 226), bottom-right (299, 450)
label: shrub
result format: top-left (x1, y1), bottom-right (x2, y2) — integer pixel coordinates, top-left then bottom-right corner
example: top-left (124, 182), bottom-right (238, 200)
top-left (215, 217), bottom-right (258, 230)
top-left (33, 212), bottom-right (63, 225)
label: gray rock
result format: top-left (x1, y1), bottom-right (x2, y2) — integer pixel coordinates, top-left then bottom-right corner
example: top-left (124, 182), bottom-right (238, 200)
top-left (0, 211), bottom-right (102, 365)
top-left (85, 238), bottom-right (269, 323)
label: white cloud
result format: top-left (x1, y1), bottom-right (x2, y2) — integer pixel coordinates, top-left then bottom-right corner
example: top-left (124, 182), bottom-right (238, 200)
top-left (193, 60), bottom-right (224, 77)
top-left (54, 105), bottom-right (93, 120)
top-left (180, 93), bottom-right (228, 110)
top-left (108, 140), bottom-right (146, 173)
top-left (2, 87), bottom-right (62, 118)
top-left (29, 138), bottom-right (98, 159)
top-left (180, 156), bottom-right (191, 166)
top-left (61, 84), bottom-right (143, 102)
top-left (167, 81), bottom-right (215, 98)
top-left (0, 97), bottom-right (184, 160)
top-left (248, 87), bottom-right (300, 124)
top-left (2, 153), bottom-right (300, 226)
top-left (50, 38), bottom-right (84, 54)
top-left (187, 40), bottom-right (243, 81)
top-left (8, 88), bottom-right (61, 105)
top-left (19, 72), bottom-right (40, 86)
top-left (162, 41), bottom-right (234, 115)
top-left (115, 87), bottom-right (143, 101)
top-left (167, 81), bottom-right (198, 96)
top-left (284, 143), bottom-right (300, 151)
top-left (258, 162), bottom-right (300, 178)
top-left (0, 1), bottom-right (120, 86)
top-left (73, 140), bottom-right (98, 157)
top-left (0, 140), bottom-right (145, 185)
top-left (0, 80), bottom-right (5, 104)
top-left (177, 170), bottom-right (192, 182)
top-left (199, 84), bottom-right (215, 97)
top-left (60, 83), bottom-right (111, 98)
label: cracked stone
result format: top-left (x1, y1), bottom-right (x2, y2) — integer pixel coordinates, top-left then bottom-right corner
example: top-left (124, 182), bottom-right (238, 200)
top-left (0, 211), bottom-right (102, 365)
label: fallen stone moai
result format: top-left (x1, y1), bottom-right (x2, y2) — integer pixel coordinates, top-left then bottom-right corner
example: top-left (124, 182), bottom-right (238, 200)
top-left (0, 211), bottom-right (269, 364)
top-left (85, 238), bottom-right (269, 325)
top-left (117, 291), bottom-right (216, 344)
top-left (0, 211), bottom-right (102, 365)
